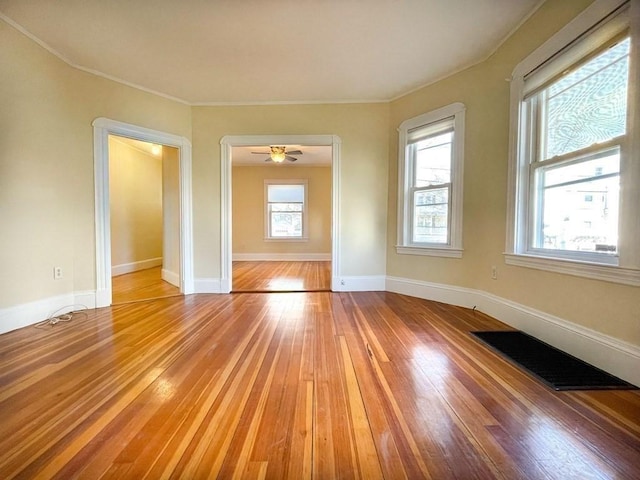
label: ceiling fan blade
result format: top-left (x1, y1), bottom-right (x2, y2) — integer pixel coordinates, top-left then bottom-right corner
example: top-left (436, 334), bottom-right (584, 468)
top-left (286, 156), bottom-right (298, 162)
top-left (252, 151), bottom-right (268, 155)
top-left (264, 157), bottom-right (272, 162)
top-left (286, 150), bottom-right (303, 155)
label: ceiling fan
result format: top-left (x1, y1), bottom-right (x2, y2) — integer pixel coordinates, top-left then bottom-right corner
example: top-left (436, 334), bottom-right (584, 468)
top-left (251, 146), bottom-right (303, 163)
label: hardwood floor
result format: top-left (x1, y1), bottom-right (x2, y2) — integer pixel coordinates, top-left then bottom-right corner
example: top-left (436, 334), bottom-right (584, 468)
top-left (232, 261), bottom-right (331, 292)
top-left (112, 266), bottom-right (181, 304)
top-left (0, 292), bottom-right (638, 479)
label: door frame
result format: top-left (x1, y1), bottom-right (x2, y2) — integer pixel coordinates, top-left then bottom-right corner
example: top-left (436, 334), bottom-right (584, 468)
top-left (93, 117), bottom-right (194, 307)
top-left (220, 134), bottom-right (341, 292)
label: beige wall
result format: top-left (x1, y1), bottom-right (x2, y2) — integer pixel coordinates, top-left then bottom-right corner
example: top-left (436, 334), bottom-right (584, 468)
top-left (387, 0), bottom-right (640, 346)
top-left (0, 18), bottom-right (191, 308)
top-left (232, 166), bottom-right (332, 255)
top-left (109, 137), bottom-right (163, 270)
top-left (191, 104), bottom-right (389, 278)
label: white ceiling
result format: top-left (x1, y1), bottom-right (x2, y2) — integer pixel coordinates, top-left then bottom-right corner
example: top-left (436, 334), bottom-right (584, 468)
top-left (0, 0), bottom-right (540, 104)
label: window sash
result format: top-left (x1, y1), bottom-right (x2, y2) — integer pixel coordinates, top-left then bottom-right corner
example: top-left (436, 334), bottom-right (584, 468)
top-left (264, 180), bottom-right (307, 240)
top-left (529, 144), bottom-right (620, 255)
top-left (397, 102), bottom-right (465, 256)
top-left (410, 184), bottom-right (451, 245)
top-left (269, 204), bottom-right (303, 238)
top-left (407, 121), bottom-right (454, 246)
top-left (506, 0), bottom-right (640, 284)
top-left (520, 22), bottom-right (630, 262)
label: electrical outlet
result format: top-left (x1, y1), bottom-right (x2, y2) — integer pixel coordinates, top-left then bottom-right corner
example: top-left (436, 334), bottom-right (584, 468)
top-left (340, 279), bottom-right (345, 286)
top-left (54, 267), bottom-right (63, 280)
top-left (491, 265), bottom-right (497, 280)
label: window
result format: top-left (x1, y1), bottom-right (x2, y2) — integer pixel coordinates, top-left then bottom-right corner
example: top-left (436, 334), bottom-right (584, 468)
top-left (397, 103), bottom-right (465, 257)
top-left (507, 0), bottom-right (640, 285)
top-left (265, 180), bottom-right (308, 240)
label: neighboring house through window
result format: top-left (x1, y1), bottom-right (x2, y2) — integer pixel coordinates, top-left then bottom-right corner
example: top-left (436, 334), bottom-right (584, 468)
top-left (265, 180), bottom-right (308, 240)
top-left (506, 0), bottom-right (640, 285)
top-left (397, 102), bottom-right (465, 257)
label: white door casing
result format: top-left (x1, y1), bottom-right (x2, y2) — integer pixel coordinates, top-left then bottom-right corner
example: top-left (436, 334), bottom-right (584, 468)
top-left (220, 135), bottom-right (341, 293)
top-left (93, 117), bottom-right (194, 307)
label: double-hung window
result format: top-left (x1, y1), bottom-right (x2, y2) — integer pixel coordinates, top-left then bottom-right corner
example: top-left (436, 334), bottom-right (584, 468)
top-left (397, 103), bottom-right (465, 257)
top-left (507, 0), bottom-right (640, 285)
top-left (265, 180), bottom-right (308, 240)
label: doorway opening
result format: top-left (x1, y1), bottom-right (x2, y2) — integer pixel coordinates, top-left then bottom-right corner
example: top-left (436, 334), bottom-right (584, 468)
top-left (220, 135), bottom-right (341, 293)
top-left (93, 118), bottom-right (194, 308)
top-left (108, 135), bottom-right (182, 304)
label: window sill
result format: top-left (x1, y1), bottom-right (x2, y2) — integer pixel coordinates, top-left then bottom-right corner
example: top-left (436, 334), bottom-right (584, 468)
top-left (504, 253), bottom-right (640, 287)
top-left (396, 245), bottom-right (463, 258)
top-left (264, 237), bottom-right (309, 243)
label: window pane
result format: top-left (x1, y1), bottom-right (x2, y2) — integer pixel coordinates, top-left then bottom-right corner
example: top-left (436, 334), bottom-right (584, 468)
top-left (267, 184), bottom-right (304, 203)
top-left (544, 150), bottom-right (619, 187)
top-left (544, 38), bottom-right (629, 159)
top-left (415, 132), bottom-right (452, 186)
top-left (413, 187), bottom-right (448, 244)
top-left (271, 202), bottom-right (302, 212)
top-left (538, 152), bottom-right (619, 253)
top-left (270, 211), bottom-right (302, 237)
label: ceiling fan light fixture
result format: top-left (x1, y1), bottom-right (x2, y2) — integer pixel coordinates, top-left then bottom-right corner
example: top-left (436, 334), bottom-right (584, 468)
top-left (270, 146), bottom-right (286, 163)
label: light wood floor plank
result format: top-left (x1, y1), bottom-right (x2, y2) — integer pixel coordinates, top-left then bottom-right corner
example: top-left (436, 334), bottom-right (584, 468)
top-left (0, 291), bottom-right (638, 479)
top-left (232, 261), bottom-right (331, 292)
top-left (112, 267), bottom-right (181, 304)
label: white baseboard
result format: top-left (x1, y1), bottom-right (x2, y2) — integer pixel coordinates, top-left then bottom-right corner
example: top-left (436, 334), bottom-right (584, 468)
top-left (162, 268), bottom-right (180, 287)
top-left (386, 276), bottom-right (640, 387)
top-left (232, 253), bottom-right (331, 261)
top-left (74, 290), bottom-right (97, 309)
top-left (112, 257), bottom-right (163, 277)
top-left (4, 273), bottom-right (636, 387)
top-left (0, 292), bottom-right (96, 335)
top-left (332, 275), bottom-right (386, 292)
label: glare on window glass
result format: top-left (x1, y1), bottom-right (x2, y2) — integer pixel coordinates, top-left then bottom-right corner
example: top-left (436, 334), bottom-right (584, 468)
top-left (414, 132), bottom-right (452, 187)
top-left (544, 38), bottom-right (629, 159)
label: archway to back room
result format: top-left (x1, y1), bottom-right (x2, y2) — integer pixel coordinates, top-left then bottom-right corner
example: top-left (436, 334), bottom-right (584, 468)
top-left (220, 135), bottom-right (341, 293)
top-left (93, 118), bottom-right (194, 308)
top-left (108, 136), bottom-right (182, 304)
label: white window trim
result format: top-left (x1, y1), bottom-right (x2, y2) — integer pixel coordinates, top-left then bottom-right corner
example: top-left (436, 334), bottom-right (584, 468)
top-left (396, 102), bottom-right (465, 258)
top-left (264, 179), bottom-right (309, 242)
top-left (505, 0), bottom-right (640, 286)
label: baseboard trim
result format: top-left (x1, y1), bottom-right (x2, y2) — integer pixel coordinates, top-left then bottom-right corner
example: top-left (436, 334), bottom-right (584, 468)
top-left (386, 276), bottom-right (640, 387)
top-left (3, 274), bottom-right (636, 386)
top-left (112, 257), bottom-right (163, 277)
top-left (162, 269), bottom-right (180, 287)
top-left (332, 275), bottom-right (386, 292)
top-left (0, 292), bottom-right (96, 335)
top-left (232, 253), bottom-right (331, 261)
